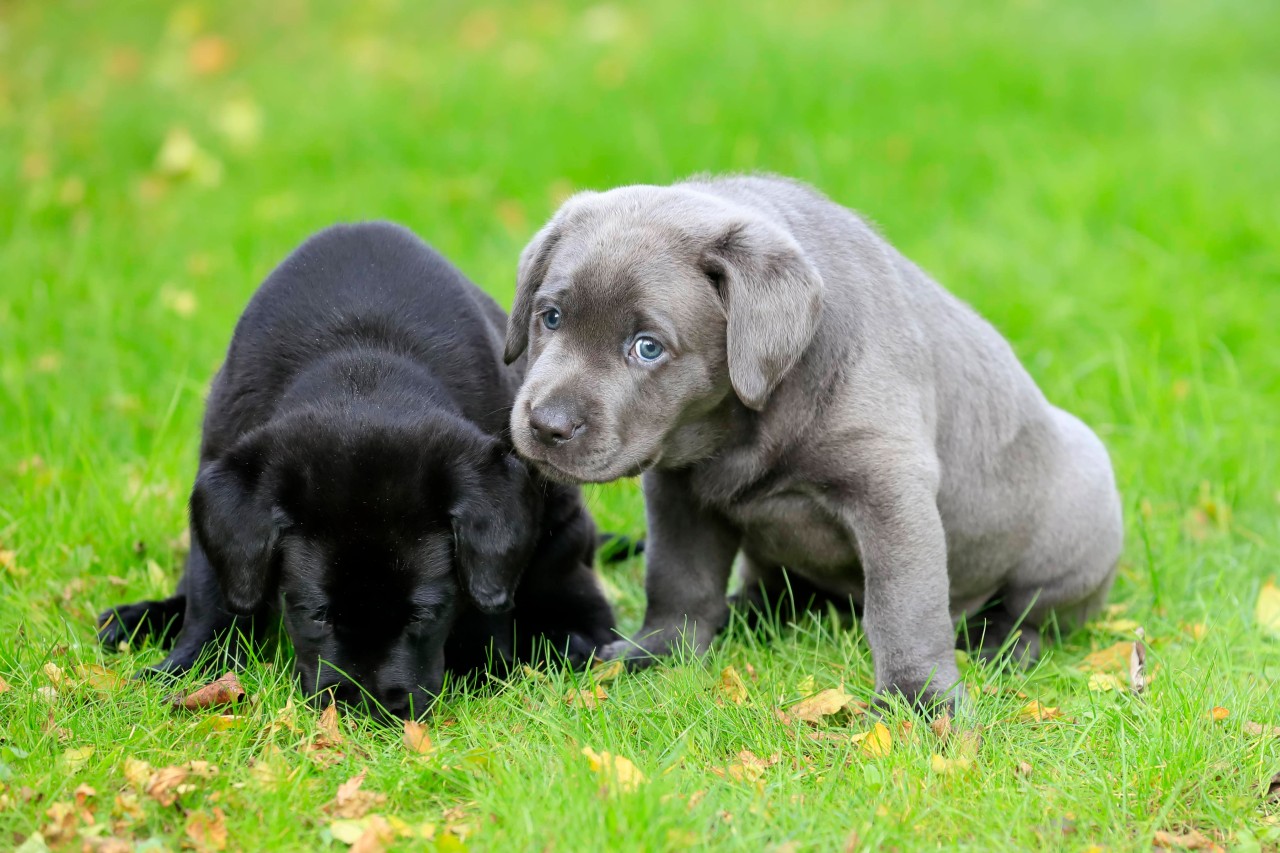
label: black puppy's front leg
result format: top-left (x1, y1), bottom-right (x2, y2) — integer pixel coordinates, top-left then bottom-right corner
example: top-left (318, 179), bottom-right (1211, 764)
top-left (111, 536), bottom-right (267, 679)
top-left (513, 497), bottom-right (616, 667)
top-left (600, 469), bottom-right (740, 666)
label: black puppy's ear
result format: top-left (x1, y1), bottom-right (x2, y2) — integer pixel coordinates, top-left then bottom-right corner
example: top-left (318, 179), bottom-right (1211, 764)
top-left (190, 451), bottom-right (283, 614)
top-left (449, 447), bottom-right (539, 614)
top-left (704, 218), bottom-right (824, 410)
top-left (504, 193), bottom-right (596, 364)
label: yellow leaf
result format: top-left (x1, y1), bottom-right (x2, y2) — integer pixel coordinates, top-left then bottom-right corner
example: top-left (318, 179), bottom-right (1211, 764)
top-left (330, 818), bottom-right (370, 845)
top-left (1088, 673), bottom-right (1125, 693)
top-left (43, 662), bottom-right (66, 687)
top-left (1016, 701), bottom-right (1062, 723)
top-left (1093, 618), bottom-right (1140, 635)
top-left (929, 753), bottom-right (972, 775)
top-left (122, 757), bottom-right (153, 788)
top-left (722, 749), bottom-right (779, 783)
top-left (592, 659), bottom-right (625, 682)
top-left (788, 687), bottom-right (857, 724)
top-left (796, 675), bottom-right (816, 694)
top-left (717, 666), bottom-right (749, 705)
top-left (1257, 580), bottom-right (1280, 639)
top-left (1209, 706), bottom-right (1229, 721)
top-left (582, 747), bottom-right (646, 793)
top-left (0, 675), bottom-right (9, 694)
top-left (403, 720), bottom-right (434, 755)
top-left (1080, 641), bottom-right (1132, 673)
top-left (205, 714), bottom-right (246, 732)
top-left (61, 746), bottom-right (95, 772)
top-left (73, 664), bottom-right (126, 692)
top-left (566, 686), bottom-right (608, 709)
top-left (317, 702), bottom-right (344, 745)
top-left (851, 722), bottom-right (893, 758)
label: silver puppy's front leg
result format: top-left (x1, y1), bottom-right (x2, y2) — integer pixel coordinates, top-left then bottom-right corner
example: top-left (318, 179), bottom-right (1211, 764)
top-left (600, 469), bottom-right (739, 666)
top-left (851, 460), bottom-right (964, 711)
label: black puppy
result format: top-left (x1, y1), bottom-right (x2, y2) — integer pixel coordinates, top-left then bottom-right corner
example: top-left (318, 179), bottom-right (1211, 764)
top-left (99, 222), bottom-right (617, 719)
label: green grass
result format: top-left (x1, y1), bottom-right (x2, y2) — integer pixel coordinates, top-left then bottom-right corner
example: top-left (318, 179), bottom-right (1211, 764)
top-left (2, 0), bottom-right (1279, 849)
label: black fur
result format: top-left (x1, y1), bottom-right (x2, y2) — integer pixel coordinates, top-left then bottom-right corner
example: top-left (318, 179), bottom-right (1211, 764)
top-left (98, 222), bottom-right (618, 720)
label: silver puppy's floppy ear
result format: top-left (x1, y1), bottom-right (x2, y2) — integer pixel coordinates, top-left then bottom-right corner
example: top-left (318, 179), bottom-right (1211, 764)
top-left (504, 193), bottom-right (597, 364)
top-left (704, 219), bottom-right (824, 410)
top-left (449, 448), bottom-right (539, 614)
top-left (190, 447), bottom-right (284, 614)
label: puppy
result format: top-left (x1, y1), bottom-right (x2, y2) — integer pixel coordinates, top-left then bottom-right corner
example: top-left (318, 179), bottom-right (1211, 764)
top-left (99, 222), bottom-right (616, 719)
top-left (503, 175), bottom-right (1123, 710)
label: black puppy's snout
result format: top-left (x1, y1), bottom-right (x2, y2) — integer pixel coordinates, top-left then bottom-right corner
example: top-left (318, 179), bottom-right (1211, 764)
top-left (529, 403), bottom-right (584, 447)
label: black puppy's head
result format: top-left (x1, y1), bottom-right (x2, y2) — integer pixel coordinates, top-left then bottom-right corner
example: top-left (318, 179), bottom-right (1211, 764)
top-left (190, 407), bottom-right (538, 720)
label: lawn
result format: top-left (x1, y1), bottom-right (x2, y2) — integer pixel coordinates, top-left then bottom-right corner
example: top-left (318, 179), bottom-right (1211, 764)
top-left (2, 0), bottom-right (1279, 850)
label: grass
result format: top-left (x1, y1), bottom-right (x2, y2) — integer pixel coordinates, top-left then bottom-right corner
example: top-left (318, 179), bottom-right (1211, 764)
top-left (2, 0), bottom-right (1279, 849)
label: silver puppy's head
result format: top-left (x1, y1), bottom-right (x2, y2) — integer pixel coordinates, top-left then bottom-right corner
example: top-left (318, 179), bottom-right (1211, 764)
top-left (504, 185), bottom-right (823, 482)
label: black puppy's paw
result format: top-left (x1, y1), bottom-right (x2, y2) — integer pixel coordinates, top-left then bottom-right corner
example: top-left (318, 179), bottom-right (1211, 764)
top-left (97, 596), bottom-right (185, 650)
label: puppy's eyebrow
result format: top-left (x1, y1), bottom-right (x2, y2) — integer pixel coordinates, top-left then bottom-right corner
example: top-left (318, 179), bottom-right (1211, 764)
top-left (634, 312), bottom-right (680, 348)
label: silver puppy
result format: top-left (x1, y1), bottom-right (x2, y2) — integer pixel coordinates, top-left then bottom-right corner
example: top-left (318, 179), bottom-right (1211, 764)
top-left (504, 174), bottom-right (1122, 709)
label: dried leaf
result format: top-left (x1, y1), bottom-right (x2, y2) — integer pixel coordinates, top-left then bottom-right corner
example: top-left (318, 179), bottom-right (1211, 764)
top-left (1152, 828), bottom-right (1222, 850)
top-left (788, 687), bottom-right (860, 724)
top-left (171, 672), bottom-right (244, 712)
top-left (717, 666), bottom-right (749, 705)
top-left (403, 720), bottom-right (434, 755)
top-left (930, 714), bottom-right (952, 741)
top-left (265, 698), bottom-right (302, 735)
top-left (1016, 761), bottom-right (1033, 778)
top-left (1257, 580), bottom-right (1280, 639)
top-left (122, 757), bottom-right (153, 789)
top-left (1093, 618), bottom-right (1140, 635)
top-left (73, 664), bottom-right (126, 692)
top-left (722, 749), bottom-right (779, 783)
top-left (592, 659), bottom-right (625, 682)
top-left (582, 747), bottom-right (646, 793)
top-left (851, 722), bottom-right (893, 758)
top-left (145, 766), bottom-right (190, 806)
top-left (42, 663), bottom-right (66, 688)
top-left (796, 675), bottom-right (816, 694)
top-left (1242, 721), bottom-right (1280, 738)
top-left (1016, 701), bottom-right (1063, 723)
top-left (43, 801), bottom-right (79, 845)
top-left (1088, 672), bottom-right (1125, 693)
top-left (929, 754), bottom-right (973, 775)
top-left (1209, 706), bottom-right (1229, 721)
top-left (1080, 641), bottom-right (1132, 673)
top-left (249, 744), bottom-right (297, 790)
top-left (61, 746), bottom-right (95, 773)
top-left (318, 702), bottom-right (345, 746)
top-left (325, 771), bottom-right (387, 820)
top-left (0, 676), bottom-right (10, 694)
top-left (566, 685), bottom-right (608, 709)
top-left (185, 808), bottom-right (228, 852)
top-left (350, 815), bottom-right (395, 853)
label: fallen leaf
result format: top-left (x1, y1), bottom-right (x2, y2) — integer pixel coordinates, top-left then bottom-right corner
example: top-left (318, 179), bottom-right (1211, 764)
top-left (593, 659), bottom-right (625, 682)
top-left (171, 672), bottom-right (245, 712)
top-left (1088, 672), bottom-right (1125, 693)
top-left (1152, 828), bottom-right (1222, 850)
top-left (1016, 701), bottom-right (1063, 723)
top-left (122, 757), bottom-right (153, 789)
top-left (184, 808), bottom-right (228, 852)
top-left (42, 802), bottom-right (79, 845)
top-left (1257, 580), bottom-right (1280, 639)
top-left (73, 665), bottom-right (125, 692)
top-left (42, 663), bottom-right (66, 688)
top-left (721, 749), bottom-right (779, 783)
top-left (1016, 761), bottom-right (1033, 778)
top-left (249, 744), bottom-right (297, 790)
top-left (1080, 641), bottom-right (1133, 673)
top-left (265, 698), bottom-right (302, 735)
top-left (1242, 721), bottom-right (1280, 738)
top-left (1209, 706), bottom-right (1229, 721)
top-left (1093, 618), bottom-right (1140, 635)
top-left (930, 714), bottom-right (952, 741)
top-left (0, 676), bottom-right (10, 694)
top-left (403, 720), bottom-right (433, 755)
top-left (318, 702), bottom-right (345, 746)
top-left (325, 771), bottom-right (387, 819)
top-left (796, 675), bottom-right (816, 694)
top-left (145, 765), bottom-right (190, 806)
top-left (717, 666), bottom-right (749, 705)
top-left (788, 687), bottom-right (861, 724)
top-left (1130, 629), bottom-right (1147, 696)
top-left (582, 747), bottom-right (646, 793)
top-left (929, 753), bottom-right (973, 775)
top-left (350, 815), bottom-right (395, 853)
top-left (852, 722), bottom-right (893, 758)
top-left (566, 685), bottom-right (608, 709)
top-left (72, 784), bottom-right (96, 808)
top-left (204, 714), bottom-right (246, 732)
top-left (188, 35), bottom-right (232, 75)
top-left (61, 746), bottom-right (95, 773)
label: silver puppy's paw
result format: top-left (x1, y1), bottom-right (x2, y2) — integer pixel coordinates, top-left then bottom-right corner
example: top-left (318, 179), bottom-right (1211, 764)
top-left (873, 677), bottom-right (969, 718)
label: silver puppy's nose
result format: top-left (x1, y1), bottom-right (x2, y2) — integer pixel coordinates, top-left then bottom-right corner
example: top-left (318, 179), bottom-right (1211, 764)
top-left (529, 404), bottom-right (584, 447)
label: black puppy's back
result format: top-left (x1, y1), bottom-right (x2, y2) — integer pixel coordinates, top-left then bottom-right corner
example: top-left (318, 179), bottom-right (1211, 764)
top-left (205, 223), bottom-right (517, 456)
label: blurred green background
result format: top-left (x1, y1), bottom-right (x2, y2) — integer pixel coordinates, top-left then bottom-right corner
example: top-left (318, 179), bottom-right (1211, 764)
top-left (1, 1), bottom-right (1278, 850)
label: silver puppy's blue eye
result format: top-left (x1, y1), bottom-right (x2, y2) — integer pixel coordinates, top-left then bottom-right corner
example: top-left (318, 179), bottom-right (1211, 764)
top-left (542, 308), bottom-right (561, 330)
top-left (632, 336), bottom-right (664, 362)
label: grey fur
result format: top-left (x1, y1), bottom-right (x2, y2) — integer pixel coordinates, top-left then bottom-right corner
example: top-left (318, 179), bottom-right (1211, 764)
top-left (504, 174), bottom-right (1123, 710)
